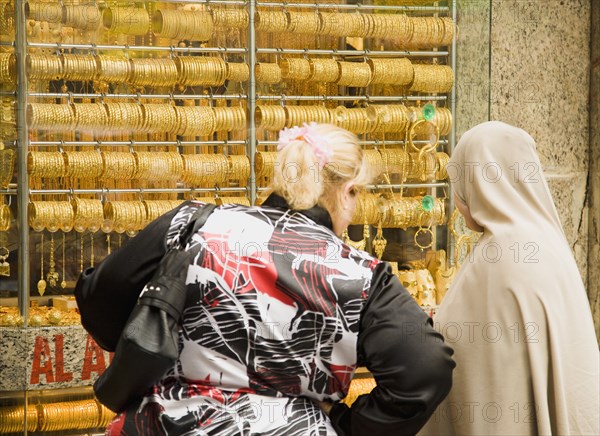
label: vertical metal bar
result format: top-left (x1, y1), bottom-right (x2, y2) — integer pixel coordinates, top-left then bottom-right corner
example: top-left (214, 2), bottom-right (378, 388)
top-left (15, 2), bottom-right (29, 432)
top-left (247, 0), bottom-right (257, 205)
top-left (15, 0), bottom-right (29, 325)
top-left (448, 0), bottom-right (458, 265)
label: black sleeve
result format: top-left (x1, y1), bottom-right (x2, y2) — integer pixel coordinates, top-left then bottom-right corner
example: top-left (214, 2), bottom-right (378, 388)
top-left (74, 204), bottom-right (185, 352)
top-left (329, 262), bottom-right (455, 436)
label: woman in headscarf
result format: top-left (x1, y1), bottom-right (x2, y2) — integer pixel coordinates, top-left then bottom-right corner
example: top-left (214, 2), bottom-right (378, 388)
top-left (420, 121), bottom-right (599, 435)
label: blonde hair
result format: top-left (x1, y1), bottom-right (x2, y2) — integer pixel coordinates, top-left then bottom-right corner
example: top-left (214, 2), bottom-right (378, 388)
top-left (271, 123), bottom-right (372, 215)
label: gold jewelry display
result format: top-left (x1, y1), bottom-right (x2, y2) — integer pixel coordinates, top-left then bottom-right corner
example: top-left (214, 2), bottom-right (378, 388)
top-left (104, 200), bottom-right (147, 233)
top-left (379, 148), bottom-right (409, 177)
top-left (397, 16), bottom-right (455, 49)
top-left (143, 200), bottom-right (185, 222)
top-left (255, 10), bottom-right (289, 33)
top-left (280, 58), bottom-right (311, 81)
top-left (334, 106), bottom-right (371, 134)
top-left (61, 54), bottom-right (97, 82)
top-left (407, 150), bottom-right (437, 182)
top-left (133, 151), bottom-right (183, 181)
top-left (29, 201), bottom-right (74, 233)
top-left (176, 56), bottom-right (227, 87)
top-left (336, 61), bottom-right (372, 88)
top-left (152, 9), bottom-right (214, 41)
top-left (64, 150), bottom-right (103, 179)
top-left (286, 12), bottom-right (321, 34)
top-left (211, 8), bottom-right (249, 29)
top-left (62, 4), bottom-right (102, 31)
top-left (409, 64), bottom-right (454, 93)
top-left (103, 7), bottom-right (150, 35)
top-left (228, 154), bottom-right (251, 183)
top-left (367, 104), bottom-right (409, 134)
top-left (104, 102), bottom-right (144, 132)
top-left (284, 105), bottom-right (331, 128)
top-left (8, 2), bottom-right (458, 415)
top-left (100, 151), bottom-right (137, 180)
top-left (174, 105), bottom-right (216, 136)
top-left (368, 58), bottom-right (414, 86)
top-left (0, 149), bottom-right (16, 188)
top-left (37, 399), bottom-right (99, 432)
top-left (96, 55), bottom-right (131, 84)
top-left (130, 58), bottom-right (178, 88)
top-left (72, 197), bottom-right (104, 233)
top-left (365, 13), bottom-right (412, 40)
top-left (27, 103), bottom-right (75, 131)
top-left (435, 152), bottom-right (450, 180)
top-left (213, 106), bottom-right (246, 132)
top-left (255, 105), bottom-right (286, 131)
top-left (226, 62), bottom-right (250, 82)
top-left (0, 52), bottom-right (15, 84)
top-left (351, 193), bottom-right (381, 226)
top-left (0, 405), bottom-right (38, 433)
top-left (255, 63), bottom-right (282, 84)
top-left (28, 150), bottom-right (66, 178)
top-left (363, 149), bottom-right (385, 179)
top-left (380, 196), bottom-right (445, 229)
top-left (308, 58), bottom-right (340, 83)
top-left (72, 102), bottom-right (109, 132)
top-left (141, 103), bottom-right (178, 134)
top-left (182, 154), bottom-right (229, 186)
top-left (26, 53), bottom-right (62, 82)
top-left (26, 2), bottom-right (62, 23)
top-left (255, 151), bottom-right (278, 182)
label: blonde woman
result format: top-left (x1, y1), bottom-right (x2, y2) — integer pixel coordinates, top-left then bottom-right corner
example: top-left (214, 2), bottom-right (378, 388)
top-left (76, 123), bottom-right (455, 435)
top-left (420, 121), bottom-right (599, 436)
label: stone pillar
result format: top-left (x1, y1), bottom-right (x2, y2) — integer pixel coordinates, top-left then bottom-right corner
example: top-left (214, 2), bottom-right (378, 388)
top-left (489, 0), bottom-right (590, 281)
top-left (588, 1), bottom-right (600, 338)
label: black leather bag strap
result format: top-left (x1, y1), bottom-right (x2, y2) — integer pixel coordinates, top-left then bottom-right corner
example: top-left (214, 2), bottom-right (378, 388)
top-left (176, 203), bottom-right (218, 250)
top-left (136, 203), bottom-right (218, 315)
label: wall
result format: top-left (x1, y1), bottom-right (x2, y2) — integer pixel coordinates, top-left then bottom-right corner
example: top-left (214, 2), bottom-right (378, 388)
top-left (588, 0), bottom-right (599, 338)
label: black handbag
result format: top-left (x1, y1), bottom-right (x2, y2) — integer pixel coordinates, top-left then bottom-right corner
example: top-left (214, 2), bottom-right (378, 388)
top-left (94, 203), bottom-right (217, 413)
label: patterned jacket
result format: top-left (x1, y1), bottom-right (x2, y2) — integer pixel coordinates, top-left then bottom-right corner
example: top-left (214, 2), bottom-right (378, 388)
top-left (76, 194), bottom-right (454, 435)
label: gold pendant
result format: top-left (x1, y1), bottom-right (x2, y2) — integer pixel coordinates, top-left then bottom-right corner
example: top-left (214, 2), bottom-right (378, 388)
top-left (0, 260), bottom-right (9, 276)
top-left (37, 279), bottom-right (47, 296)
top-left (373, 222), bottom-right (387, 259)
top-left (0, 246), bottom-right (9, 276)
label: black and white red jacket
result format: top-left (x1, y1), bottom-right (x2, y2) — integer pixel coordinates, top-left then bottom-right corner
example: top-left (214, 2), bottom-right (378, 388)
top-left (76, 194), bottom-right (454, 436)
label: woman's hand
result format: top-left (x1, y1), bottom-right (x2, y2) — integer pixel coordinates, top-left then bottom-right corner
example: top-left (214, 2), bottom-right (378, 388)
top-left (315, 400), bottom-right (334, 416)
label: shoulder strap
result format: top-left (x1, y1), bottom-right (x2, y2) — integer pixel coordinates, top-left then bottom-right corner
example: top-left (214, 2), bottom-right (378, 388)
top-left (177, 203), bottom-right (218, 249)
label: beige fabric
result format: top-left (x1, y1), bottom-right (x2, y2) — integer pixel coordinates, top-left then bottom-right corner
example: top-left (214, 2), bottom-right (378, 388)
top-left (420, 121), bottom-right (599, 435)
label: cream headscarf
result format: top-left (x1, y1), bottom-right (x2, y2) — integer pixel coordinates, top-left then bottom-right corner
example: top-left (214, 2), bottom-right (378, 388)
top-left (420, 121), bottom-right (599, 435)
